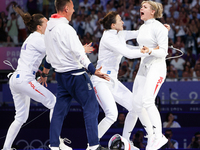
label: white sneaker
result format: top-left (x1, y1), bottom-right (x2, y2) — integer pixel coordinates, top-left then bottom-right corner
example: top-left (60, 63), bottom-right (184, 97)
top-left (129, 140), bottom-right (140, 150)
top-left (145, 134), bottom-right (155, 150)
top-left (59, 138), bottom-right (73, 150)
top-left (151, 135), bottom-right (168, 150)
top-left (49, 145), bottom-right (60, 150)
top-left (86, 143), bottom-right (89, 150)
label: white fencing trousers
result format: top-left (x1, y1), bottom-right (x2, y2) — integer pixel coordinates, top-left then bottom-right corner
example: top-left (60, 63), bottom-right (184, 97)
top-left (132, 61), bottom-right (166, 138)
top-left (3, 71), bottom-right (56, 150)
top-left (122, 110), bottom-right (138, 141)
top-left (93, 79), bottom-right (138, 139)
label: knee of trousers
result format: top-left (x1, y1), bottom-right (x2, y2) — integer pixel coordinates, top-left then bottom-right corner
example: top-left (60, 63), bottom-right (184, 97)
top-left (142, 97), bottom-right (155, 109)
top-left (43, 95), bottom-right (56, 109)
top-left (84, 108), bottom-right (99, 120)
top-left (15, 113), bottom-right (29, 125)
top-left (105, 109), bottom-right (118, 123)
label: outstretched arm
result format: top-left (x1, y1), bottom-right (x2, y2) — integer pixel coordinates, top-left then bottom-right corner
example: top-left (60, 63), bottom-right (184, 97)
top-left (104, 35), bottom-right (148, 59)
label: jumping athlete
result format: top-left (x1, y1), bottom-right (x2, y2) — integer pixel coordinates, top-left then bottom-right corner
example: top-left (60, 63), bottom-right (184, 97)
top-left (90, 11), bottom-right (157, 150)
top-left (131, 1), bottom-right (169, 149)
top-left (2, 6), bottom-right (72, 150)
top-left (90, 10), bottom-right (170, 150)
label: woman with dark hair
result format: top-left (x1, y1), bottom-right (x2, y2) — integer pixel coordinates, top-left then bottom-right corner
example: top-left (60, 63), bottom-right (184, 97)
top-left (90, 11), bottom-right (168, 150)
top-left (2, 6), bottom-right (72, 150)
top-left (163, 112), bottom-right (181, 128)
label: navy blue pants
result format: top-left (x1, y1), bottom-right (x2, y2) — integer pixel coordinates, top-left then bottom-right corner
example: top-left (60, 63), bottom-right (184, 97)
top-left (50, 72), bottom-right (99, 147)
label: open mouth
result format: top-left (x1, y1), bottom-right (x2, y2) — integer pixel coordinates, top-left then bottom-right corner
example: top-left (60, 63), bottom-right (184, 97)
top-left (140, 12), bottom-right (144, 16)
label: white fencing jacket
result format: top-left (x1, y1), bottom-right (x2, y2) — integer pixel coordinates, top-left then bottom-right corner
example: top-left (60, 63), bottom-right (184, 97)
top-left (137, 18), bottom-right (168, 67)
top-left (16, 32), bottom-right (46, 75)
top-left (91, 29), bottom-right (149, 83)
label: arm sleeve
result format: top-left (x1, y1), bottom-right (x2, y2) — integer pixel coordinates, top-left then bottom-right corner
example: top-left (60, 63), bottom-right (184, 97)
top-left (123, 30), bottom-right (139, 41)
top-left (104, 35), bottom-right (148, 59)
top-left (62, 26), bottom-right (92, 70)
top-left (150, 25), bottom-right (168, 58)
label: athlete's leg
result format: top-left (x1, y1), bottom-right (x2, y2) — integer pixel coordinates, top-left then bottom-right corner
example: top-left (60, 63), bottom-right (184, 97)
top-left (3, 74), bottom-right (30, 150)
top-left (21, 79), bottom-right (56, 110)
top-left (122, 111), bottom-right (138, 141)
top-left (111, 81), bottom-right (137, 141)
top-left (142, 63), bottom-right (166, 139)
top-left (93, 82), bottom-right (118, 139)
top-left (132, 75), bottom-right (154, 137)
top-left (18, 76), bottom-right (56, 124)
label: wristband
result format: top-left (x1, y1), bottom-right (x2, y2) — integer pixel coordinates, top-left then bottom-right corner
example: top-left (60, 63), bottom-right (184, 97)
top-left (88, 63), bottom-right (96, 75)
top-left (41, 72), bottom-right (48, 77)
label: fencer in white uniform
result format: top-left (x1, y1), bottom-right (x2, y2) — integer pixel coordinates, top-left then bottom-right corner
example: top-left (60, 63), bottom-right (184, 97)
top-left (131, 1), bottom-right (168, 150)
top-left (90, 12), bottom-right (153, 150)
top-left (2, 7), bottom-right (71, 150)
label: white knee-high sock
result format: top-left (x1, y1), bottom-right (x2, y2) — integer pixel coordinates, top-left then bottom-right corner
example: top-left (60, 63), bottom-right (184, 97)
top-left (137, 108), bottom-right (154, 136)
top-left (98, 117), bottom-right (114, 139)
top-left (146, 105), bottom-right (162, 138)
top-left (122, 111), bottom-right (138, 141)
top-left (3, 120), bottom-right (22, 150)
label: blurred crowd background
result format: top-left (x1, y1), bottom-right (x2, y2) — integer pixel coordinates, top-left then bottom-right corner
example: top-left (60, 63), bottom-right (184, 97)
top-left (1, 1), bottom-right (200, 149)
top-left (1, 0), bottom-right (200, 82)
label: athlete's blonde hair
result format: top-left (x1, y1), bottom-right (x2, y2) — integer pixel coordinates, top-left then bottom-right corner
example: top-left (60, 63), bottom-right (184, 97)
top-left (141, 1), bottom-right (163, 18)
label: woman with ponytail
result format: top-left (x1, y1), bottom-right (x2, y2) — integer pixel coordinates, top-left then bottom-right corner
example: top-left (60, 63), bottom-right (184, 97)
top-left (2, 6), bottom-right (72, 150)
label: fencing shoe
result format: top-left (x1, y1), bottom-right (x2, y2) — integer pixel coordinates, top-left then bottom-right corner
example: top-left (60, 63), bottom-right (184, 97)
top-left (151, 135), bottom-right (168, 150)
top-left (49, 145), bottom-right (59, 150)
top-left (129, 140), bottom-right (139, 150)
top-left (59, 137), bottom-right (72, 150)
top-left (145, 134), bottom-right (155, 150)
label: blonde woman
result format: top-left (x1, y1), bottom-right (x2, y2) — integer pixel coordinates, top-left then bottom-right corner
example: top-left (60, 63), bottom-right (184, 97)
top-left (131, 1), bottom-right (169, 149)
